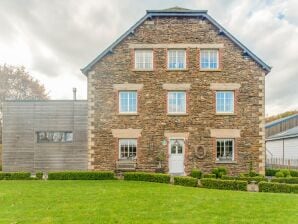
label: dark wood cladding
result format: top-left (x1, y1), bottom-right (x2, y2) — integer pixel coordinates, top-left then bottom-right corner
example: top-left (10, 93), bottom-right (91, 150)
top-left (2, 100), bottom-right (88, 172)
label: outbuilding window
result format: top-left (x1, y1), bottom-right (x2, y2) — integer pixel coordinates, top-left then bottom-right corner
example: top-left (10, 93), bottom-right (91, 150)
top-left (37, 131), bottom-right (73, 143)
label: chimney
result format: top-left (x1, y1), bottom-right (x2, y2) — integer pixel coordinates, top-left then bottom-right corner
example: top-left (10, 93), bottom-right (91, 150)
top-left (73, 88), bottom-right (77, 101)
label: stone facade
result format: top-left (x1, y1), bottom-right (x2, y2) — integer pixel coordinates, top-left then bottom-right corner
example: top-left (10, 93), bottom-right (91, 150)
top-left (86, 13), bottom-right (268, 175)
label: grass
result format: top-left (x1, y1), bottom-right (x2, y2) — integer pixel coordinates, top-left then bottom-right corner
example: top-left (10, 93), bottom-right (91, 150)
top-left (0, 181), bottom-right (297, 223)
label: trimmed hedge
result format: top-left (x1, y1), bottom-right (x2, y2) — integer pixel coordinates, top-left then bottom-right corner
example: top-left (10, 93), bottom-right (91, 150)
top-left (200, 178), bottom-right (247, 191)
top-left (212, 167), bottom-right (227, 178)
top-left (271, 177), bottom-right (298, 184)
top-left (123, 172), bottom-right (170, 184)
top-left (48, 171), bottom-right (115, 180)
top-left (203, 174), bottom-right (216, 178)
top-left (190, 169), bottom-right (202, 179)
top-left (174, 176), bottom-right (197, 187)
top-left (259, 181), bottom-right (298, 194)
top-left (290, 170), bottom-right (298, 177)
top-left (0, 172), bottom-right (31, 180)
top-left (221, 175), bottom-right (267, 183)
top-left (36, 172), bottom-right (43, 180)
top-left (265, 168), bottom-right (279, 176)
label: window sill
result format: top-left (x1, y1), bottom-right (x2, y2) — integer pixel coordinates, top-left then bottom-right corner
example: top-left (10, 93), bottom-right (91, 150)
top-left (132, 69), bottom-right (154, 72)
top-left (118, 113), bottom-right (139, 116)
top-left (200, 69), bottom-right (222, 72)
top-left (166, 69), bottom-right (188, 72)
top-left (215, 160), bottom-right (237, 164)
top-left (215, 113), bottom-right (236, 116)
top-left (167, 113), bottom-right (188, 116)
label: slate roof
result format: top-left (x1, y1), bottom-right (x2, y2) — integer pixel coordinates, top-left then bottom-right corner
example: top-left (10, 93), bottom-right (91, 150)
top-left (266, 126), bottom-right (298, 141)
top-left (81, 8), bottom-right (271, 75)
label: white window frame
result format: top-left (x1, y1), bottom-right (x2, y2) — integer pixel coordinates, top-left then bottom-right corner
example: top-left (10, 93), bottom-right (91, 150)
top-left (200, 49), bottom-right (219, 70)
top-left (119, 139), bottom-right (137, 160)
top-left (167, 49), bottom-right (186, 70)
top-left (216, 91), bottom-right (234, 114)
top-left (134, 49), bottom-right (153, 70)
top-left (216, 138), bottom-right (234, 161)
top-left (167, 91), bottom-right (187, 114)
top-left (119, 91), bottom-right (137, 114)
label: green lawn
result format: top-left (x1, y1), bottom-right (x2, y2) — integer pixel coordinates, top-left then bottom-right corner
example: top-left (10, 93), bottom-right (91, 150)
top-left (0, 181), bottom-right (297, 224)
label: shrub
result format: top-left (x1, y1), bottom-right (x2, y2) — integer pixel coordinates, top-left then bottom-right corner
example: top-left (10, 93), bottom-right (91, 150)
top-left (190, 169), bottom-right (202, 179)
top-left (275, 171), bottom-right (285, 178)
top-left (290, 170), bottom-right (298, 177)
top-left (0, 165), bottom-right (2, 171)
top-left (271, 177), bottom-right (298, 184)
top-left (221, 175), bottom-right (267, 183)
top-left (280, 169), bottom-right (291, 177)
top-left (259, 181), bottom-right (298, 194)
top-left (265, 168), bottom-right (279, 176)
top-left (200, 178), bottom-right (247, 191)
top-left (0, 172), bottom-right (31, 180)
top-left (212, 167), bottom-right (227, 178)
top-left (123, 172), bottom-right (170, 184)
top-left (203, 174), bottom-right (216, 178)
top-left (174, 176), bottom-right (197, 187)
top-left (48, 171), bottom-right (115, 180)
top-left (36, 172), bottom-right (43, 180)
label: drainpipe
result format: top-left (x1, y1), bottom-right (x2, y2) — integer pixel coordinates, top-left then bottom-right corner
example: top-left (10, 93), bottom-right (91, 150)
top-left (73, 88), bottom-right (77, 101)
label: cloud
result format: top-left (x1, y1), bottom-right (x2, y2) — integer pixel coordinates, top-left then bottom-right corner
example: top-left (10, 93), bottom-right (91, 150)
top-left (0, 0), bottom-right (297, 115)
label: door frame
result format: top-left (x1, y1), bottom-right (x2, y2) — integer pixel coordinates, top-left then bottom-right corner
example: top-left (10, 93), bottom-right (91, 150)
top-left (168, 137), bottom-right (185, 175)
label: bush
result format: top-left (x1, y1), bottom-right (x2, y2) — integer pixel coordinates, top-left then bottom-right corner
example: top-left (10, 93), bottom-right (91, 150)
top-left (0, 172), bottom-right (31, 180)
top-left (271, 177), bottom-right (298, 184)
top-left (48, 171), bottom-right (115, 180)
top-left (174, 176), bottom-right (197, 187)
top-left (221, 175), bottom-right (267, 183)
top-left (0, 165), bottom-right (2, 171)
top-left (275, 169), bottom-right (292, 178)
top-left (203, 174), bottom-right (216, 178)
top-left (275, 171), bottom-right (285, 178)
top-left (212, 167), bottom-right (227, 178)
top-left (265, 168), bottom-right (279, 176)
top-left (123, 172), bottom-right (170, 184)
top-left (200, 178), bottom-right (247, 191)
top-left (36, 172), bottom-right (43, 180)
top-left (259, 181), bottom-right (298, 194)
top-left (290, 170), bottom-right (298, 177)
top-left (190, 169), bottom-right (202, 179)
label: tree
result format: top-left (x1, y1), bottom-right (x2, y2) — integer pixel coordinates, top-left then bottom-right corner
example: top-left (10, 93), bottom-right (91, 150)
top-left (0, 64), bottom-right (49, 143)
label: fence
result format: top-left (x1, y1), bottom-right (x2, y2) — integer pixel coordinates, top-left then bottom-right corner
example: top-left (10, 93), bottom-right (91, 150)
top-left (266, 157), bottom-right (298, 170)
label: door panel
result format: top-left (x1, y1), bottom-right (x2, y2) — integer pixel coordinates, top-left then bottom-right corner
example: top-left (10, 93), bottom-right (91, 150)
top-left (169, 139), bottom-right (184, 174)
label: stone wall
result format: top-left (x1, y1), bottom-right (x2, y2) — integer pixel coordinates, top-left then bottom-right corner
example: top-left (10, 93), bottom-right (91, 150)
top-left (88, 16), bottom-right (266, 175)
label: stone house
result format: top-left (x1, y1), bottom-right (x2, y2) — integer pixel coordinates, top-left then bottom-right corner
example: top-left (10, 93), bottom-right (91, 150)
top-left (81, 7), bottom-right (271, 175)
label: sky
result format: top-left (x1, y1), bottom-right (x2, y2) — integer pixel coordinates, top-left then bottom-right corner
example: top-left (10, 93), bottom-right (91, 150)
top-left (0, 0), bottom-right (297, 116)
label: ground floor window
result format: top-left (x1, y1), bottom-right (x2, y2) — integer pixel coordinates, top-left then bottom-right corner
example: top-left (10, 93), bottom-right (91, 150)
top-left (119, 139), bottom-right (137, 160)
top-left (216, 139), bottom-right (234, 161)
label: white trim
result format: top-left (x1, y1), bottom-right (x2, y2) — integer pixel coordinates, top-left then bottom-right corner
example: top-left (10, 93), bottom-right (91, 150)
top-left (216, 138), bottom-right (235, 161)
top-left (119, 138), bottom-right (137, 160)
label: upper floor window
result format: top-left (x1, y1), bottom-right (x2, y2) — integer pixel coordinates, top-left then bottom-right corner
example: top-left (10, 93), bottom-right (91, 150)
top-left (37, 131), bottom-right (73, 143)
top-left (200, 49), bottom-right (219, 69)
top-left (168, 91), bottom-right (186, 114)
top-left (119, 91), bottom-right (137, 113)
top-left (216, 139), bottom-right (234, 161)
top-left (168, 49), bottom-right (186, 69)
top-left (135, 50), bottom-right (153, 70)
top-left (216, 91), bottom-right (234, 113)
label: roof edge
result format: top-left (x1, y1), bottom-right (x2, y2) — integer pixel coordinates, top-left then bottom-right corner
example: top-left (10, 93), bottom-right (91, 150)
top-left (81, 9), bottom-right (271, 75)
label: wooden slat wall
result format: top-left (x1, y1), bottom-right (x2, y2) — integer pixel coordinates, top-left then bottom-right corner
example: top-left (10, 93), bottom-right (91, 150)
top-left (265, 115), bottom-right (298, 137)
top-left (2, 101), bottom-right (88, 172)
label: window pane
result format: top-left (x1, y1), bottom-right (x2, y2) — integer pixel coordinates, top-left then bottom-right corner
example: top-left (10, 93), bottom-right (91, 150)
top-left (216, 91), bottom-right (234, 113)
top-left (119, 91), bottom-right (137, 113)
top-left (216, 139), bottom-right (234, 161)
top-left (120, 139), bottom-right (137, 159)
top-left (200, 49), bottom-right (218, 69)
top-left (168, 92), bottom-right (186, 113)
top-left (135, 50), bottom-right (153, 69)
top-left (168, 50), bottom-right (185, 69)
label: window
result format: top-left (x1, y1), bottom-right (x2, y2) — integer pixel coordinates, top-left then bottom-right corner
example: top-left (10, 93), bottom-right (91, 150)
top-left (135, 50), bottom-right (153, 69)
top-left (216, 139), bottom-right (234, 161)
top-left (168, 49), bottom-right (186, 69)
top-left (200, 49), bottom-right (219, 69)
top-left (119, 91), bottom-right (137, 113)
top-left (168, 92), bottom-right (186, 114)
top-left (37, 131), bottom-right (73, 143)
top-left (119, 139), bottom-right (137, 159)
top-left (216, 91), bottom-right (234, 113)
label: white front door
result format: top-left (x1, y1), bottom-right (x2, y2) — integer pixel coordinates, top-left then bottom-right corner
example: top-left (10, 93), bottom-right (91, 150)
top-left (169, 139), bottom-right (185, 175)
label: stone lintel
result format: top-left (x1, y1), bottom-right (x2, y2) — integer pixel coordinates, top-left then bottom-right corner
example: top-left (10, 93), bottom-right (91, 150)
top-left (112, 129), bottom-right (142, 138)
top-left (164, 132), bottom-right (189, 139)
top-left (129, 43), bottom-right (224, 49)
top-left (113, 83), bottom-right (144, 91)
top-left (210, 129), bottom-right (241, 138)
top-left (210, 83), bottom-right (241, 90)
top-left (162, 83), bottom-right (191, 91)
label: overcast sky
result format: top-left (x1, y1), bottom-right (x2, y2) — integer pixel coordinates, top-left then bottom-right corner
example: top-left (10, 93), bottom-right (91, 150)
top-left (0, 0), bottom-right (297, 116)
